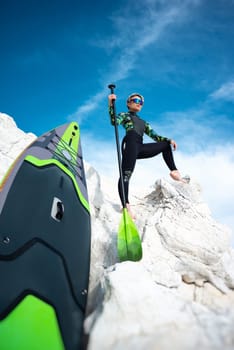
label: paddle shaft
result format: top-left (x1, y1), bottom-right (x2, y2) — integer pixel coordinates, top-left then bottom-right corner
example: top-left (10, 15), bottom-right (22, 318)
top-left (108, 84), bottom-right (127, 209)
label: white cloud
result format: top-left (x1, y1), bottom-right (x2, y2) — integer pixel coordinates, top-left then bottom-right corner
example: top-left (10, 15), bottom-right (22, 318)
top-left (68, 0), bottom-right (200, 123)
top-left (176, 146), bottom-right (234, 243)
top-left (209, 81), bottom-right (234, 102)
top-left (67, 89), bottom-right (107, 124)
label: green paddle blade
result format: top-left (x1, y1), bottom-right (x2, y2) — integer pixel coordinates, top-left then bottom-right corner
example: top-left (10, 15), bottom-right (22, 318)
top-left (117, 208), bottom-right (143, 262)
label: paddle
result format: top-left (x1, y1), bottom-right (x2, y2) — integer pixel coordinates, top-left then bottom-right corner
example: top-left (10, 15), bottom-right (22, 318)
top-left (108, 84), bottom-right (142, 262)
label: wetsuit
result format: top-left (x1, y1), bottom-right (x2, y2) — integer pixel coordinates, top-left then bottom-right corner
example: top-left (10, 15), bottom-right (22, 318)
top-left (109, 107), bottom-right (177, 206)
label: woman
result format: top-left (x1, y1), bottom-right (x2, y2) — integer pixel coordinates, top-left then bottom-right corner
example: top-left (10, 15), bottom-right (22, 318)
top-left (108, 92), bottom-right (187, 218)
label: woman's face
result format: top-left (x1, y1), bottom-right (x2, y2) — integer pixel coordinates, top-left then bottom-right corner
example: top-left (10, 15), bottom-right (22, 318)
top-left (127, 95), bottom-right (144, 112)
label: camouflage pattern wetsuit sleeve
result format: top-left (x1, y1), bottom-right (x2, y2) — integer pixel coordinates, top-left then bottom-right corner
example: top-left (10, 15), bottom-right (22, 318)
top-left (108, 106), bottom-right (128, 125)
top-left (144, 121), bottom-right (171, 142)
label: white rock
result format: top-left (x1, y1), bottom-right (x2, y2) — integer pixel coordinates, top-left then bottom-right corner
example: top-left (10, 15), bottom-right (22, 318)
top-left (86, 166), bottom-right (234, 350)
top-left (86, 263), bottom-right (234, 350)
top-left (0, 113), bottom-right (36, 180)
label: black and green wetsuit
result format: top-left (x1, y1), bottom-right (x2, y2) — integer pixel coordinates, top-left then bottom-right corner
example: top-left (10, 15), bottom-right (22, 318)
top-left (109, 106), bottom-right (178, 206)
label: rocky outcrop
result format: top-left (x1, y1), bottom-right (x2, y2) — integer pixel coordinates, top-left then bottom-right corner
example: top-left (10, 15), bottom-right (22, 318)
top-left (0, 113), bottom-right (36, 180)
top-left (85, 167), bottom-right (234, 350)
top-left (1, 112), bottom-right (234, 349)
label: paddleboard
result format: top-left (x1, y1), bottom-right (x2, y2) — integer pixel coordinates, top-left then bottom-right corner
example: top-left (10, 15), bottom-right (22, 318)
top-left (0, 121), bottom-right (91, 350)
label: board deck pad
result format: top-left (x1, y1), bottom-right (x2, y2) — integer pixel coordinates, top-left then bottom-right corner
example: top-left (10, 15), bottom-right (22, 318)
top-left (0, 122), bottom-right (91, 350)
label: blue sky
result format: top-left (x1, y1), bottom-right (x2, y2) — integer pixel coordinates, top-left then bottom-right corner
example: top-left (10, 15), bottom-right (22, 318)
top-left (1, 0), bottom-right (234, 238)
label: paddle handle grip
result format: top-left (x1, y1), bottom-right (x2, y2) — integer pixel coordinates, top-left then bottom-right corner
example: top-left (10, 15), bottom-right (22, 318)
top-left (108, 84), bottom-right (116, 94)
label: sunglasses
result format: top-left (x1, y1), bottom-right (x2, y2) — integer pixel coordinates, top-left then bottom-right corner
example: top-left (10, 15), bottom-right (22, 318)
top-left (129, 98), bottom-right (143, 105)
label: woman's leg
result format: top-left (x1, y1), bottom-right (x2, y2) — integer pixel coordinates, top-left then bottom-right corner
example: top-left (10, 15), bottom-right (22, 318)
top-left (138, 141), bottom-right (187, 182)
top-left (137, 140), bottom-right (177, 170)
top-left (118, 134), bottom-right (139, 207)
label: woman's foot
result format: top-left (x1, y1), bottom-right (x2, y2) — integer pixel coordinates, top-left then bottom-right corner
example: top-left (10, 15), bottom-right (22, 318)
top-left (170, 170), bottom-right (187, 183)
top-left (126, 203), bottom-right (136, 220)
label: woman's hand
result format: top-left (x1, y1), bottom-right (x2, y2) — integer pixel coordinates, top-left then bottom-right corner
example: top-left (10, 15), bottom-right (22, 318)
top-left (108, 94), bottom-right (116, 106)
top-left (170, 139), bottom-right (177, 151)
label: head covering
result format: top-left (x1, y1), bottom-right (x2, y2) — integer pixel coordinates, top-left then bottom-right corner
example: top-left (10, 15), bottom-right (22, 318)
top-left (127, 93), bottom-right (144, 104)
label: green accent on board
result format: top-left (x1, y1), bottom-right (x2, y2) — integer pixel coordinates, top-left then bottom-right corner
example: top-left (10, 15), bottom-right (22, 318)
top-left (117, 208), bottom-right (142, 262)
top-left (25, 155), bottom-right (90, 213)
top-left (54, 122), bottom-right (80, 166)
top-left (0, 295), bottom-right (65, 350)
